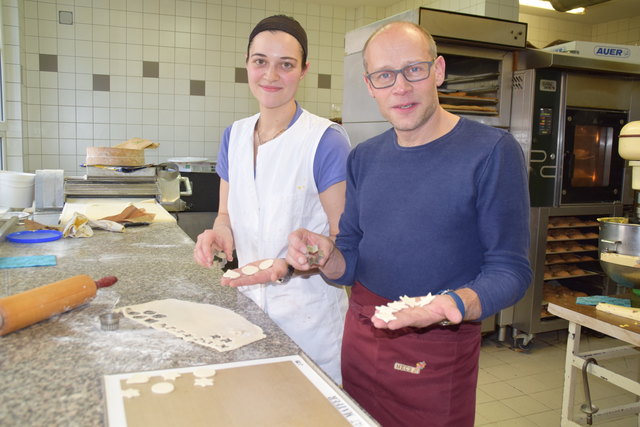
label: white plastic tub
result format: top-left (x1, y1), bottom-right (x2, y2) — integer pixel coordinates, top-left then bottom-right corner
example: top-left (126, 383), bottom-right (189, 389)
top-left (0, 171), bottom-right (36, 208)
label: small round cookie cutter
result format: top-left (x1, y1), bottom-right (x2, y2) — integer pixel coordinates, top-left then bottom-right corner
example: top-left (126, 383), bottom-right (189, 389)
top-left (99, 312), bottom-right (122, 331)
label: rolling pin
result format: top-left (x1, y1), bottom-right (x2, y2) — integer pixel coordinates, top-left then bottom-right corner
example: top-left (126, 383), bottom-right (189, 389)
top-left (0, 274), bottom-right (118, 336)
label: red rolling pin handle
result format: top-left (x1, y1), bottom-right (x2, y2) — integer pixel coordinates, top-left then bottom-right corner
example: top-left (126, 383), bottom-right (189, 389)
top-left (96, 276), bottom-right (118, 288)
top-left (0, 275), bottom-right (118, 336)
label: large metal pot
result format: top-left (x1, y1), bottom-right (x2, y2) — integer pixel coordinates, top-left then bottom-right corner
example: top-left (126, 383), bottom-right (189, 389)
top-left (599, 218), bottom-right (640, 288)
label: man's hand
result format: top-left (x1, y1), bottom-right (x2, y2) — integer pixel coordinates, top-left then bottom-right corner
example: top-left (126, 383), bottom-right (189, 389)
top-left (371, 294), bottom-right (463, 330)
top-left (286, 229), bottom-right (333, 269)
top-left (287, 228), bottom-right (347, 280)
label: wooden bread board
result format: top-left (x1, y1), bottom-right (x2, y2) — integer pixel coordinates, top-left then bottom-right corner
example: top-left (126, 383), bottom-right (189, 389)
top-left (104, 355), bottom-right (377, 427)
top-left (86, 147), bottom-right (145, 166)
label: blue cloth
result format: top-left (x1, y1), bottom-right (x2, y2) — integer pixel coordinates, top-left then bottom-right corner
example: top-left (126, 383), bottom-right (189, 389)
top-left (216, 102), bottom-right (350, 192)
top-left (333, 118), bottom-right (532, 320)
top-left (576, 296), bottom-right (631, 306)
top-left (0, 255), bottom-right (57, 269)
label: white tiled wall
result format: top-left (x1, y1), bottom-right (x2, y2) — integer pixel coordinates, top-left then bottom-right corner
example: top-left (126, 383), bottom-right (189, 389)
top-left (2, 0), bottom-right (638, 175)
top-left (6, 0), bottom-right (356, 174)
top-left (521, 14), bottom-right (640, 49)
top-left (593, 16), bottom-right (640, 45)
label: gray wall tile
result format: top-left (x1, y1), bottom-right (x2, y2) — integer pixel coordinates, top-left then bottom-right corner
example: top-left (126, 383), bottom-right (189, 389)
top-left (235, 67), bottom-right (248, 83)
top-left (190, 80), bottom-right (205, 96)
top-left (93, 74), bottom-right (110, 91)
top-left (39, 54), bottom-right (58, 72)
top-left (318, 74), bottom-right (331, 89)
top-left (143, 61), bottom-right (159, 78)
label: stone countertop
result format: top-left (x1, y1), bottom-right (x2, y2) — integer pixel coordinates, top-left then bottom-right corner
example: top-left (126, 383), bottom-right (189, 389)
top-left (0, 222), bottom-right (300, 426)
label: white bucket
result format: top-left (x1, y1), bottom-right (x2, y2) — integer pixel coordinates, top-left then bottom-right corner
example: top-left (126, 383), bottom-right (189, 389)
top-left (0, 171), bottom-right (36, 208)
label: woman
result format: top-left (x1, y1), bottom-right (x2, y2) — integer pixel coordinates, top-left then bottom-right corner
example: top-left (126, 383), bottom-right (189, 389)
top-left (193, 15), bottom-right (350, 383)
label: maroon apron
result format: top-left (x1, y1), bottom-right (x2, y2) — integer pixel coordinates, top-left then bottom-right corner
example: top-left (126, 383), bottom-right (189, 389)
top-left (342, 282), bottom-right (481, 427)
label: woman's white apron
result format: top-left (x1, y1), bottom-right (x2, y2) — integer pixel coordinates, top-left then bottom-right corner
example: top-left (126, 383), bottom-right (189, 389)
top-left (227, 110), bottom-right (348, 383)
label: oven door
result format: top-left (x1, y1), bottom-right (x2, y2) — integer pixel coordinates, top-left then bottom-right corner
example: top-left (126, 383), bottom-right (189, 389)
top-left (561, 108), bottom-right (627, 204)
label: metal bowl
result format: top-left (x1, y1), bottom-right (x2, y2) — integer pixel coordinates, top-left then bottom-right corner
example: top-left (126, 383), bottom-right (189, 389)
top-left (599, 218), bottom-right (640, 288)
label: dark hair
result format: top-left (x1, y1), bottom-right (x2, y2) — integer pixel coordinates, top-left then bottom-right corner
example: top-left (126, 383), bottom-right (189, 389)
top-left (247, 15), bottom-right (308, 66)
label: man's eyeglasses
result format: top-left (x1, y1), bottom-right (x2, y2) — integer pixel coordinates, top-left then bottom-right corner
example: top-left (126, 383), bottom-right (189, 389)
top-left (366, 61), bottom-right (434, 89)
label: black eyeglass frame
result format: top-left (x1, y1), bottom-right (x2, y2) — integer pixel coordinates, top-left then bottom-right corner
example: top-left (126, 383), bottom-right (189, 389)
top-left (365, 60), bottom-right (435, 89)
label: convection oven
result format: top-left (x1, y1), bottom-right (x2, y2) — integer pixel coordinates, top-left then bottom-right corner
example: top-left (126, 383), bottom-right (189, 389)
top-left (507, 49), bottom-right (640, 348)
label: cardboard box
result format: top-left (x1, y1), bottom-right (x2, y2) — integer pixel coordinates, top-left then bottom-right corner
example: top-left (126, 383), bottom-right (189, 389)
top-left (543, 41), bottom-right (640, 64)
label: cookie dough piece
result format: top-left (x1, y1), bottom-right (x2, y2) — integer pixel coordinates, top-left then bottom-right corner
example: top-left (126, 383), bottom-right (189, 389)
top-left (222, 270), bottom-right (241, 279)
top-left (121, 388), bottom-right (141, 398)
top-left (193, 367), bottom-right (217, 378)
top-left (126, 374), bottom-right (150, 384)
top-left (259, 259), bottom-right (274, 270)
top-left (151, 382), bottom-right (175, 394)
top-left (194, 378), bottom-right (214, 387)
top-left (241, 265), bottom-right (259, 275)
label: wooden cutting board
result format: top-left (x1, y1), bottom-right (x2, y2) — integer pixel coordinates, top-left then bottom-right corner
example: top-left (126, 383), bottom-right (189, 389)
top-left (104, 356), bottom-right (376, 427)
top-left (86, 147), bottom-right (145, 166)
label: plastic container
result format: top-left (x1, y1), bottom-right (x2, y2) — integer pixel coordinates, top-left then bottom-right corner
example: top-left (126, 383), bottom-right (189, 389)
top-left (167, 157), bottom-right (215, 173)
top-left (0, 171), bottom-right (36, 208)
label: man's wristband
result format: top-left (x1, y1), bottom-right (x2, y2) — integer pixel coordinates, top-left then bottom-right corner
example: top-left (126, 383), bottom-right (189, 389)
top-left (444, 290), bottom-right (465, 319)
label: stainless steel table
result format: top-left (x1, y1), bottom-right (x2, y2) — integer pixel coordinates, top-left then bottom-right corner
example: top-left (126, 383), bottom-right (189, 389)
top-left (548, 299), bottom-right (640, 426)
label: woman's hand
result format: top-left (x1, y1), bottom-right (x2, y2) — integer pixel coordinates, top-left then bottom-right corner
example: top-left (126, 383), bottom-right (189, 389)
top-left (193, 225), bottom-right (234, 268)
top-left (220, 258), bottom-right (290, 287)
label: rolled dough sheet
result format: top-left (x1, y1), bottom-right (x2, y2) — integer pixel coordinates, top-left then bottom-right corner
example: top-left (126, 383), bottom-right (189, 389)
top-left (120, 299), bottom-right (266, 352)
top-left (60, 198), bottom-right (176, 223)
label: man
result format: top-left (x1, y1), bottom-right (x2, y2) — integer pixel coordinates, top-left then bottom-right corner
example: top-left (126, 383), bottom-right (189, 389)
top-left (286, 21), bottom-right (532, 426)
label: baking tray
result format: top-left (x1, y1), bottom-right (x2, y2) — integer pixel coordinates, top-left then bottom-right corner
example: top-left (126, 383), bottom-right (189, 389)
top-left (104, 354), bottom-right (378, 427)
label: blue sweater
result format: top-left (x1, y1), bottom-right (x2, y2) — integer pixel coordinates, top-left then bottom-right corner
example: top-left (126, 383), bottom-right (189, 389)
top-left (334, 118), bottom-right (532, 319)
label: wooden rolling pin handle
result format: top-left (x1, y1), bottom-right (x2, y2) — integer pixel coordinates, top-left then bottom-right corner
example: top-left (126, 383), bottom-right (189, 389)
top-left (96, 276), bottom-right (118, 288)
top-left (0, 274), bottom-right (118, 336)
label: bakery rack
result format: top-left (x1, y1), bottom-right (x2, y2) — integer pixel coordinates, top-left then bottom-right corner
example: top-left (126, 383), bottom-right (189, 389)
top-left (503, 204), bottom-right (623, 350)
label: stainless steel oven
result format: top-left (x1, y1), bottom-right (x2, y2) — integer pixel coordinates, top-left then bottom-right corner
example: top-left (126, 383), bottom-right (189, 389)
top-left (510, 52), bottom-right (640, 208)
top-left (561, 107), bottom-right (626, 204)
top-left (506, 50), bottom-right (640, 347)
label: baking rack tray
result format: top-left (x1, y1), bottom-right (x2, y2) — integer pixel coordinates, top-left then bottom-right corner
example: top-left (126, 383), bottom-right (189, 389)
top-left (104, 354), bottom-right (378, 427)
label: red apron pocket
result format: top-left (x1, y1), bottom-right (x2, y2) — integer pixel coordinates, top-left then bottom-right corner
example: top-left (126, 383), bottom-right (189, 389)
top-left (342, 282), bottom-right (481, 427)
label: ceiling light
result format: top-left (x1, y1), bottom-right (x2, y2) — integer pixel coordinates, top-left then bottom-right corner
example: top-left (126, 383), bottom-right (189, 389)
top-left (519, 0), bottom-right (586, 14)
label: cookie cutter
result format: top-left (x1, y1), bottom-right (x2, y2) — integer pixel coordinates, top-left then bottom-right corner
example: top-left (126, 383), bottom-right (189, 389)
top-left (212, 251), bottom-right (228, 269)
top-left (305, 244), bottom-right (324, 266)
top-left (99, 312), bottom-right (122, 331)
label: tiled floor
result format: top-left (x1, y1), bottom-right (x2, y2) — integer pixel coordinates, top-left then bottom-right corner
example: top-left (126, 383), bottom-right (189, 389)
top-left (476, 329), bottom-right (640, 426)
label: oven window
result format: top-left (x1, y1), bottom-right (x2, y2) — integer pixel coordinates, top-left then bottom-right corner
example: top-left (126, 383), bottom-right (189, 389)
top-left (570, 125), bottom-right (613, 188)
